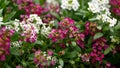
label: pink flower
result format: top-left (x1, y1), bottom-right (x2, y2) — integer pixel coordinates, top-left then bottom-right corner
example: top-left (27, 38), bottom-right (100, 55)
top-left (47, 50), bottom-right (53, 56)
top-left (0, 27), bottom-right (14, 61)
top-left (16, 65), bottom-right (23, 68)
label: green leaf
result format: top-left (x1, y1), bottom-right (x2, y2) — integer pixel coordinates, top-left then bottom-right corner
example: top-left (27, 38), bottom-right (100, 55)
top-left (0, 9), bottom-right (3, 17)
top-left (94, 32), bottom-right (103, 40)
top-left (28, 54), bottom-right (34, 60)
top-left (11, 32), bottom-right (20, 42)
top-left (54, 20), bottom-right (58, 28)
top-left (104, 45), bottom-right (115, 55)
top-left (59, 58), bottom-right (64, 67)
top-left (0, 0), bottom-right (9, 9)
top-left (3, 11), bottom-right (16, 22)
top-left (10, 47), bottom-right (21, 56)
top-left (115, 22), bottom-right (120, 30)
top-left (71, 41), bottom-right (77, 47)
top-left (50, 12), bottom-right (61, 20)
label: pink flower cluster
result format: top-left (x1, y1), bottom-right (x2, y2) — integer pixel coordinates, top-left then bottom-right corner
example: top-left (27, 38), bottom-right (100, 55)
top-left (34, 50), bottom-right (56, 68)
top-left (20, 24), bottom-right (37, 43)
top-left (48, 18), bottom-right (85, 49)
top-left (0, 27), bottom-right (14, 61)
top-left (110, 0), bottom-right (120, 16)
top-left (14, 0), bottom-right (43, 20)
top-left (90, 37), bottom-right (108, 64)
top-left (84, 22), bottom-right (98, 36)
top-left (84, 22), bottom-right (108, 64)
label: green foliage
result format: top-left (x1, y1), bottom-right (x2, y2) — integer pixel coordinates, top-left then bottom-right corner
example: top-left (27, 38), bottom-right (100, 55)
top-left (94, 32), bottom-right (103, 40)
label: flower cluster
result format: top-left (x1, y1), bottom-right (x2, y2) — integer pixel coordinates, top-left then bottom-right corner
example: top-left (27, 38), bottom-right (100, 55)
top-left (49, 18), bottom-right (85, 49)
top-left (88, 0), bottom-right (117, 27)
top-left (90, 37), bottom-right (108, 64)
top-left (0, 27), bottom-right (14, 61)
top-left (81, 53), bottom-right (90, 62)
top-left (83, 22), bottom-right (108, 64)
top-left (34, 50), bottom-right (57, 68)
top-left (18, 14), bottom-right (52, 42)
top-left (110, 0), bottom-right (120, 16)
top-left (61, 0), bottom-right (80, 11)
top-left (14, 0), bottom-right (43, 20)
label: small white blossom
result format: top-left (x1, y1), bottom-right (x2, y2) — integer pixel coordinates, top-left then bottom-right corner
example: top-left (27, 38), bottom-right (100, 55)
top-left (88, 0), bottom-right (117, 27)
top-left (46, 0), bottom-right (58, 6)
top-left (47, 56), bottom-right (52, 60)
top-left (61, 0), bottom-right (80, 11)
top-left (41, 24), bottom-right (51, 37)
top-left (11, 41), bottom-right (22, 47)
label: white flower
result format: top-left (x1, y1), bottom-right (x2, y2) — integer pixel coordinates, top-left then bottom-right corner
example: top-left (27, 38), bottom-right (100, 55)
top-left (41, 24), bottom-right (51, 37)
top-left (46, 0), bottom-right (58, 6)
top-left (109, 18), bottom-right (117, 27)
top-left (88, 0), bottom-right (117, 27)
top-left (61, 0), bottom-right (80, 11)
top-left (47, 56), bottom-right (52, 60)
top-left (11, 41), bottom-right (22, 47)
top-left (88, 1), bottom-right (101, 13)
top-left (6, 19), bottom-right (20, 32)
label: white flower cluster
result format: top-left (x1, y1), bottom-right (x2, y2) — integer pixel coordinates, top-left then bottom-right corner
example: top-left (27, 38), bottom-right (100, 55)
top-left (23, 14), bottom-right (51, 36)
top-left (11, 41), bottom-right (22, 47)
top-left (46, 0), bottom-right (58, 6)
top-left (88, 0), bottom-right (117, 27)
top-left (61, 0), bottom-right (80, 11)
top-left (6, 19), bottom-right (20, 32)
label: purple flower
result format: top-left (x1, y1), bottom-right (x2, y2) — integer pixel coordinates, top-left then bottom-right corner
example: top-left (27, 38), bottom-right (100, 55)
top-left (0, 27), bottom-right (14, 61)
top-left (47, 50), bottom-right (53, 56)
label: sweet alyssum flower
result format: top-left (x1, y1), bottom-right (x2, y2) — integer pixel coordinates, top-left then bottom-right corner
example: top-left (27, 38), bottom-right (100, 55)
top-left (34, 50), bottom-right (57, 68)
top-left (0, 27), bottom-right (14, 61)
top-left (14, 0), bottom-right (43, 20)
top-left (49, 18), bottom-right (85, 49)
top-left (61, 0), bottom-right (80, 11)
top-left (20, 14), bottom-right (51, 42)
top-left (88, 0), bottom-right (117, 27)
top-left (110, 0), bottom-right (120, 16)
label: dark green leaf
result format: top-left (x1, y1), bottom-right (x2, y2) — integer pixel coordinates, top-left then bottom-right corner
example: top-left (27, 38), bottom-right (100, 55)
top-left (3, 11), bottom-right (16, 22)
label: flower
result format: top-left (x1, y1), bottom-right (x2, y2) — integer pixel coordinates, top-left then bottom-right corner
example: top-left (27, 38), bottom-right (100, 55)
top-left (88, 0), bottom-right (117, 27)
top-left (110, 0), bottom-right (120, 16)
top-left (81, 53), bottom-right (90, 62)
top-left (61, 0), bottom-right (80, 11)
top-left (34, 50), bottom-right (57, 68)
top-left (0, 27), bottom-right (14, 61)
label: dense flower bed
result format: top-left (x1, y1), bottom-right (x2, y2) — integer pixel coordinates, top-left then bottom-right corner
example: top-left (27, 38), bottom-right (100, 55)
top-left (0, 0), bottom-right (120, 68)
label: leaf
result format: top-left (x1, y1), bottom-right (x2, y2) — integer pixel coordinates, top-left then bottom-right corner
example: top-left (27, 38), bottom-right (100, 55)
top-left (28, 54), bottom-right (34, 60)
top-left (0, 9), bottom-right (3, 17)
top-left (59, 58), bottom-right (64, 67)
top-left (35, 40), bottom-right (41, 45)
top-left (71, 41), bottom-right (77, 47)
top-left (10, 47), bottom-right (21, 56)
top-left (50, 12), bottom-right (60, 20)
top-left (115, 22), bottom-right (120, 30)
top-left (3, 11), bottom-right (16, 22)
top-left (11, 32), bottom-right (20, 42)
top-left (94, 32), bottom-right (103, 40)
top-left (104, 45), bottom-right (115, 55)
top-left (54, 20), bottom-right (58, 28)
top-left (0, 0), bottom-right (9, 9)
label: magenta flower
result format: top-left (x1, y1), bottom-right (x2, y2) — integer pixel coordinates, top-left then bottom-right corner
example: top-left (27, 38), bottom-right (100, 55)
top-left (110, 0), bottom-right (120, 16)
top-left (59, 18), bottom-right (74, 29)
top-left (0, 27), bottom-right (14, 61)
top-left (84, 22), bottom-right (97, 36)
top-left (34, 50), bottom-right (56, 68)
